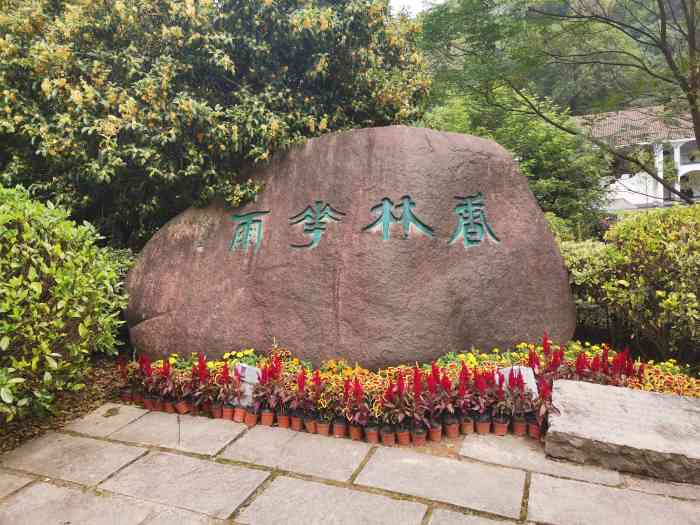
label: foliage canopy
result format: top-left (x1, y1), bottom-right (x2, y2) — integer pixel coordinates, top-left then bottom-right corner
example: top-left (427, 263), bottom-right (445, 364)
top-left (0, 0), bottom-right (429, 247)
top-left (0, 187), bottom-right (129, 420)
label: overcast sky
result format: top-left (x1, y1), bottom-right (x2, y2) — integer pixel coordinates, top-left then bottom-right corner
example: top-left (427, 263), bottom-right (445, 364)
top-left (390, 0), bottom-right (435, 16)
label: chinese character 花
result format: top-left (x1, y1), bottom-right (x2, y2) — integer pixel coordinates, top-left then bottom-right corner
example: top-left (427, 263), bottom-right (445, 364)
top-left (448, 192), bottom-right (499, 248)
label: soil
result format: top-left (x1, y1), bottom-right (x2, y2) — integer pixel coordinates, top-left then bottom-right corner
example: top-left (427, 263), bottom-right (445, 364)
top-left (0, 354), bottom-right (120, 455)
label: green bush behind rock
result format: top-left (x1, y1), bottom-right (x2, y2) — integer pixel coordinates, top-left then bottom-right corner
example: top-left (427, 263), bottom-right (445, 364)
top-left (0, 187), bottom-right (129, 420)
top-left (561, 205), bottom-right (700, 364)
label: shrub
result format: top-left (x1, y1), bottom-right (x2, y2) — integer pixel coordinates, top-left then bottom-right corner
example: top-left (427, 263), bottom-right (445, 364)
top-left (0, 187), bottom-right (129, 420)
top-left (561, 206), bottom-right (700, 364)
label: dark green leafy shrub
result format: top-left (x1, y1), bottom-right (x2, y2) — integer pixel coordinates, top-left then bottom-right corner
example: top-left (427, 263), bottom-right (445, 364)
top-left (561, 206), bottom-right (700, 364)
top-left (0, 186), bottom-right (129, 420)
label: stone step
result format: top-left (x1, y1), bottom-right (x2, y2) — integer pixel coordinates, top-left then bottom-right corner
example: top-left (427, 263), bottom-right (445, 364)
top-left (545, 379), bottom-right (700, 484)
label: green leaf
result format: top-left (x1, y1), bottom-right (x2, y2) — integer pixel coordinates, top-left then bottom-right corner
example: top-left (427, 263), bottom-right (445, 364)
top-left (30, 282), bottom-right (42, 295)
top-left (43, 371), bottom-right (52, 383)
top-left (0, 387), bottom-right (13, 404)
top-left (45, 355), bottom-right (58, 369)
top-left (0, 336), bottom-right (9, 351)
top-left (78, 323), bottom-right (88, 338)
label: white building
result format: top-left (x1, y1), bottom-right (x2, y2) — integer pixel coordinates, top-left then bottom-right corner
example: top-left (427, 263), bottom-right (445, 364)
top-left (577, 107), bottom-right (700, 211)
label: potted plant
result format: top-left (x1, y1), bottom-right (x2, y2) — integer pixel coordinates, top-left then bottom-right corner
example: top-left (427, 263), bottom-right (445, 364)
top-left (365, 417), bottom-right (380, 444)
top-left (455, 361), bottom-right (474, 434)
top-left (289, 367), bottom-right (310, 432)
top-left (216, 362), bottom-right (239, 420)
top-left (158, 359), bottom-right (176, 414)
top-left (509, 369), bottom-right (529, 436)
top-left (410, 366), bottom-right (428, 446)
top-left (421, 363), bottom-right (454, 442)
top-left (253, 359), bottom-right (283, 426)
top-left (382, 371), bottom-right (412, 446)
top-left (346, 377), bottom-right (369, 441)
top-left (530, 378), bottom-right (558, 440)
top-left (191, 354), bottom-right (216, 416)
top-left (174, 373), bottom-right (192, 415)
top-left (314, 371), bottom-right (333, 436)
top-left (491, 378), bottom-right (511, 437)
top-left (472, 370), bottom-right (493, 434)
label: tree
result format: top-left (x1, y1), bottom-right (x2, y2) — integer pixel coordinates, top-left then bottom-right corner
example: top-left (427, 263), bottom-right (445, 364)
top-left (423, 89), bottom-right (609, 236)
top-left (420, 0), bottom-right (694, 203)
top-left (0, 0), bottom-right (430, 247)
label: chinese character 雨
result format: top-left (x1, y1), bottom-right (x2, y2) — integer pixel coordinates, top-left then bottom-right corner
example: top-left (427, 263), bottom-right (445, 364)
top-left (289, 201), bottom-right (345, 249)
top-left (230, 210), bottom-right (270, 254)
top-left (448, 192), bottom-right (499, 248)
top-left (363, 195), bottom-right (434, 240)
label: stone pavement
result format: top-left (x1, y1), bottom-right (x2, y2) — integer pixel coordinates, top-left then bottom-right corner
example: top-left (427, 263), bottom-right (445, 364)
top-left (0, 403), bottom-right (698, 525)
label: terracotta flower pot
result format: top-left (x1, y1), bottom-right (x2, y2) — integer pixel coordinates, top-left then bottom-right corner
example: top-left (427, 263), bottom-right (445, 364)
top-left (349, 425), bottom-right (364, 441)
top-left (333, 421), bottom-right (348, 438)
top-left (411, 430), bottom-right (427, 446)
top-left (528, 422), bottom-right (541, 440)
top-left (175, 400), bottom-right (190, 415)
top-left (163, 400), bottom-right (175, 414)
top-left (304, 418), bottom-right (317, 434)
top-left (512, 418), bottom-right (527, 436)
top-left (201, 402), bottom-right (212, 415)
top-left (460, 418), bottom-right (474, 435)
top-left (132, 392), bottom-right (144, 407)
top-left (143, 397), bottom-right (154, 411)
top-left (245, 410), bottom-right (258, 428)
top-left (222, 404), bottom-right (235, 420)
top-left (152, 398), bottom-right (163, 412)
top-left (444, 422), bottom-right (460, 439)
top-left (381, 430), bottom-right (396, 446)
top-left (291, 416), bottom-right (303, 432)
top-left (261, 410), bottom-right (275, 426)
top-left (475, 419), bottom-right (491, 435)
top-left (189, 403), bottom-right (199, 417)
top-left (365, 427), bottom-right (380, 444)
top-left (396, 429), bottom-right (411, 446)
top-left (211, 403), bottom-right (223, 419)
top-left (493, 419), bottom-right (509, 436)
top-left (119, 388), bottom-right (132, 404)
top-left (428, 426), bottom-right (442, 442)
top-left (277, 413), bottom-right (290, 428)
top-left (233, 407), bottom-right (246, 423)
top-left (316, 421), bottom-right (331, 436)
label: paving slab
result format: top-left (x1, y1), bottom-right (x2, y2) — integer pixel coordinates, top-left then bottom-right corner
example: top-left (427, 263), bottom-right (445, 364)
top-left (354, 446), bottom-right (525, 519)
top-left (100, 451), bottom-right (268, 518)
top-left (0, 482), bottom-right (163, 525)
top-left (143, 506), bottom-right (228, 525)
top-left (528, 473), bottom-right (700, 525)
top-left (428, 509), bottom-right (512, 525)
top-left (623, 474), bottom-right (700, 501)
top-left (110, 412), bottom-right (245, 455)
top-left (1, 432), bottom-right (146, 485)
top-left (460, 433), bottom-right (621, 485)
top-left (0, 470), bottom-right (33, 499)
top-left (64, 402), bottom-right (147, 438)
top-left (546, 379), bottom-right (700, 484)
top-left (236, 475), bottom-right (426, 525)
top-left (219, 426), bottom-right (371, 481)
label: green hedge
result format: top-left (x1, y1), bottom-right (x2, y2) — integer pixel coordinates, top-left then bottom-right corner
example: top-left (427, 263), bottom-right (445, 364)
top-left (561, 205), bottom-right (700, 364)
top-left (0, 187), bottom-right (129, 420)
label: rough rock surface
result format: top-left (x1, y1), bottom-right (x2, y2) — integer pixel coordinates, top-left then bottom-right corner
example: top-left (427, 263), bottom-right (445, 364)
top-left (127, 126), bottom-right (575, 368)
top-left (545, 380), bottom-right (700, 484)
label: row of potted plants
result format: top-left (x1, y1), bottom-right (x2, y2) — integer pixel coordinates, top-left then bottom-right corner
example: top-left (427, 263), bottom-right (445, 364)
top-left (118, 335), bottom-right (650, 448)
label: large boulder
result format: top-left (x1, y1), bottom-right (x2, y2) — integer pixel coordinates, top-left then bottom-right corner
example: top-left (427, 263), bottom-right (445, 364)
top-left (127, 126), bottom-right (575, 368)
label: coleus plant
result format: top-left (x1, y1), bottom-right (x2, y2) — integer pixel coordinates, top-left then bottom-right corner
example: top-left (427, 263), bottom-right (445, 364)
top-left (344, 377), bottom-right (370, 427)
top-left (252, 356), bottom-right (286, 412)
top-left (380, 370), bottom-right (412, 429)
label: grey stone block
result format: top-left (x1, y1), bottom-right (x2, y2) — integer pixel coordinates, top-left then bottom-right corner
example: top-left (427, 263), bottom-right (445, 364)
top-left (546, 380), bottom-right (700, 484)
top-left (65, 403), bottom-right (147, 437)
top-left (528, 473), bottom-right (700, 525)
top-left (0, 470), bottom-right (33, 498)
top-left (623, 474), bottom-right (700, 501)
top-left (0, 482), bottom-right (163, 525)
top-left (100, 451), bottom-right (268, 518)
top-left (143, 507), bottom-right (228, 525)
top-left (237, 476), bottom-right (426, 525)
top-left (110, 412), bottom-right (244, 455)
top-left (354, 447), bottom-right (525, 519)
top-left (459, 433), bottom-right (621, 485)
top-left (1, 432), bottom-right (145, 485)
top-left (219, 426), bottom-right (370, 481)
top-left (428, 509), bottom-right (510, 525)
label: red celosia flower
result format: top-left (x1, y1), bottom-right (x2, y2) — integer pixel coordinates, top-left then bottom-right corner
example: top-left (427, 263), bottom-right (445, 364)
top-left (602, 344), bottom-right (610, 375)
top-left (396, 370), bottom-right (405, 397)
top-left (528, 348), bottom-right (541, 371)
top-left (440, 372), bottom-right (452, 392)
top-left (590, 355), bottom-right (601, 372)
top-left (220, 362), bottom-right (231, 384)
top-left (542, 331), bottom-right (551, 357)
top-left (296, 367), bottom-right (306, 392)
top-left (312, 369), bottom-right (321, 388)
top-left (343, 378), bottom-right (351, 404)
top-left (353, 377), bottom-right (364, 404)
top-left (459, 361), bottom-right (470, 387)
top-left (431, 362), bottom-right (440, 383)
top-left (538, 378), bottom-right (552, 400)
top-left (413, 367), bottom-right (423, 397)
top-left (258, 365), bottom-right (269, 385)
top-left (427, 370), bottom-right (438, 394)
top-left (139, 355), bottom-right (152, 378)
top-left (384, 380), bottom-right (395, 403)
top-left (271, 355), bottom-right (282, 380)
top-left (575, 352), bottom-right (589, 376)
top-left (474, 371), bottom-right (487, 395)
top-left (197, 353), bottom-right (208, 383)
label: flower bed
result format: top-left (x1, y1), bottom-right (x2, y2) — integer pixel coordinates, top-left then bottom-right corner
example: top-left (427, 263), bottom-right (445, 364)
top-left (117, 336), bottom-right (700, 446)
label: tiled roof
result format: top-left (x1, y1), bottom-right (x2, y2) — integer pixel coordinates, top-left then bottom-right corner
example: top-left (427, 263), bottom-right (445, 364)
top-left (574, 106), bottom-right (695, 148)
